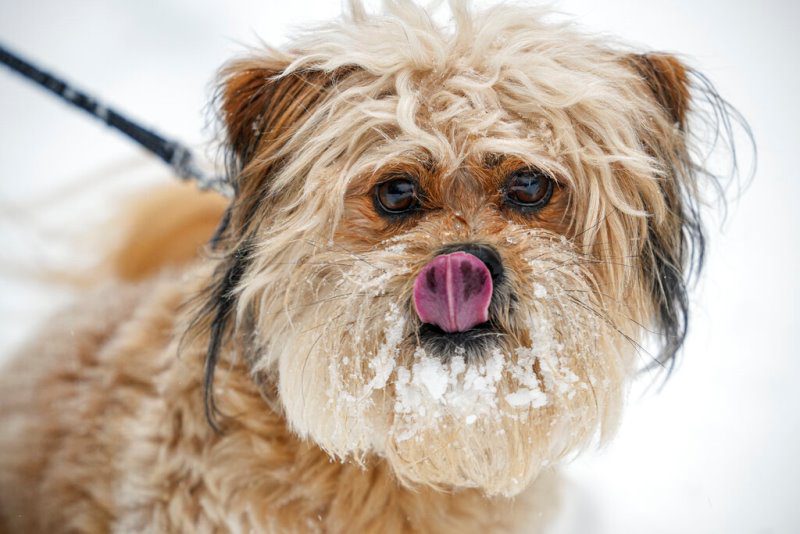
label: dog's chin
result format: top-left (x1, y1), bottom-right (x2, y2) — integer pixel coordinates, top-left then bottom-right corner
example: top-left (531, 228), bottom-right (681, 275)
top-left (383, 335), bottom-right (557, 497)
top-left (385, 406), bottom-right (553, 497)
top-left (278, 334), bottom-right (594, 497)
top-left (416, 322), bottom-right (505, 362)
top-left (275, 308), bottom-right (630, 496)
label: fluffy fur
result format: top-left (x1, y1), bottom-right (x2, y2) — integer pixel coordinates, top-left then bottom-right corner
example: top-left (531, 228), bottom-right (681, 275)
top-left (0, 1), bottom-right (745, 532)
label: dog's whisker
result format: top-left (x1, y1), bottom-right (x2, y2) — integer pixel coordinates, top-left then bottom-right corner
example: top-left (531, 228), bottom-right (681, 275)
top-left (565, 294), bottom-right (661, 369)
top-left (563, 288), bottom-right (662, 336)
top-left (302, 238), bottom-right (382, 271)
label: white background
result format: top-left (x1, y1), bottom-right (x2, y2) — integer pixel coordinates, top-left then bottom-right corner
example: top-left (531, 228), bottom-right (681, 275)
top-left (0, 1), bottom-right (797, 533)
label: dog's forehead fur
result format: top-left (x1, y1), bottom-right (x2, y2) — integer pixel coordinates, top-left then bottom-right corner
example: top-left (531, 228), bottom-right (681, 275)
top-left (242, 3), bottom-right (670, 192)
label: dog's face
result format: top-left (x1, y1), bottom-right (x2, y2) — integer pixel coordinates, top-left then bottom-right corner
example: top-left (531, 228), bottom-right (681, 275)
top-left (199, 3), bottom-right (722, 496)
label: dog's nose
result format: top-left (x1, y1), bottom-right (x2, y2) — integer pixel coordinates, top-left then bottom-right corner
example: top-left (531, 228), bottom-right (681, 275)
top-left (413, 244), bottom-right (501, 333)
top-left (439, 243), bottom-right (504, 284)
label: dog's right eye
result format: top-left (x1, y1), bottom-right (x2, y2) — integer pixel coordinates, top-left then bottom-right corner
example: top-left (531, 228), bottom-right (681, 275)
top-left (374, 178), bottom-right (419, 215)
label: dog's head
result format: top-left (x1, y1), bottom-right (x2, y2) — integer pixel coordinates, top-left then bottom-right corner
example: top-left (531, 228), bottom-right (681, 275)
top-left (196, 2), bottom-right (741, 496)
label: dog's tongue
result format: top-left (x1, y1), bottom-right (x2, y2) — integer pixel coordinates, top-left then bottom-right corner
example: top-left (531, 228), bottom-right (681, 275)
top-left (413, 252), bottom-right (493, 333)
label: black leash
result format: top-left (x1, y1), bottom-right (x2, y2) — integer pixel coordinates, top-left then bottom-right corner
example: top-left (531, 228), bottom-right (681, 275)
top-left (0, 42), bottom-right (231, 196)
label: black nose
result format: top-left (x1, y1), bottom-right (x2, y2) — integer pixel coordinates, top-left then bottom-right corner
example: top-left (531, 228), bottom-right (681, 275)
top-left (437, 243), bottom-right (504, 285)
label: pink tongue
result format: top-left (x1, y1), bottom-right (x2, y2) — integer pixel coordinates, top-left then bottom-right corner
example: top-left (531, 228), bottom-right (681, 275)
top-left (413, 252), bottom-right (493, 333)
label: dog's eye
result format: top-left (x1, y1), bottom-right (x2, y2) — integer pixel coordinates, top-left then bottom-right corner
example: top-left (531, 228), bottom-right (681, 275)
top-left (375, 178), bottom-right (419, 215)
top-left (505, 170), bottom-right (554, 211)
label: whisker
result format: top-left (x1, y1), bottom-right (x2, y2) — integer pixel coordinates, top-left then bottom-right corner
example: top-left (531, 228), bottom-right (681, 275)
top-left (303, 238), bottom-right (381, 270)
top-left (565, 294), bottom-right (662, 369)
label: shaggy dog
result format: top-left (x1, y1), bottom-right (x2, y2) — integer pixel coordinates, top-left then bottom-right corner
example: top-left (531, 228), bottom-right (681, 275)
top-left (0, 1), bottom-right (744, 532)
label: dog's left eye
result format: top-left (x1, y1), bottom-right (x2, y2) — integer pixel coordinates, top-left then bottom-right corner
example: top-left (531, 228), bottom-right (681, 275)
top-left (504, 169), bottom-right (554, 211)
top-left (375, 178), bottom-right (419, 215)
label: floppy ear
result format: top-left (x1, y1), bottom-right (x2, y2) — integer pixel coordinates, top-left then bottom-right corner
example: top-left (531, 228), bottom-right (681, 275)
top-left (624, 52), bottom-right (750, 372)
top-left (625, 52), bottom-right (698, 371)
top-left (626, 53), bottom-right (691, 129)
top-left (220, 60), bottom-right (334, 186)
top-left (217, 58), bottom-right (358, 233)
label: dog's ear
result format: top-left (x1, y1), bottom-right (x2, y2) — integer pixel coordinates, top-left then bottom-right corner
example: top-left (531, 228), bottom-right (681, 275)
top-left (220, 59), bottom-right (337, 179)
top-left (624, 52), bottom-right (750, 373)
top-left (626, 53), bottom-right (691, 129)
top-left (216, 58), bottom-right (357, 234)
top-left (625, 52), bottom-right (698, 371)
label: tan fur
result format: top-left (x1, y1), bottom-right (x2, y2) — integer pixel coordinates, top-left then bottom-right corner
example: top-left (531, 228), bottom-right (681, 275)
top-left (0, 1), bottom-right (735, 531)
top-left (106, 183), bottom-right (229, 282)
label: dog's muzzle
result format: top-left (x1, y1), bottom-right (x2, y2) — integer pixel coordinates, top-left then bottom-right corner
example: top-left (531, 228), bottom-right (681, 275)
top-left (413, 244), bottom-right (502, 333)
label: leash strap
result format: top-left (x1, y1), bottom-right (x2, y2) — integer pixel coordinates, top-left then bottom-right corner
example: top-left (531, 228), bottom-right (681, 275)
top-left (0, 42), bottom-right (231, 197)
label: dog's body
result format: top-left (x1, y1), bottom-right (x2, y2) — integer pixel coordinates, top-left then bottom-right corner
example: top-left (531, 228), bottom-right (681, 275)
top-left (0, 2), bottom-right (742, 532)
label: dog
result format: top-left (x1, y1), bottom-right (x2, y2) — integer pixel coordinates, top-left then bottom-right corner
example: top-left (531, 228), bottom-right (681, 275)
top-left (0, 1), bottom-right (744, 532)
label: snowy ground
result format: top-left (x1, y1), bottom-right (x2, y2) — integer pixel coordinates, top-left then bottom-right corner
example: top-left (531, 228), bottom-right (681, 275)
top-left (1, 1), bottom-right (798, 532)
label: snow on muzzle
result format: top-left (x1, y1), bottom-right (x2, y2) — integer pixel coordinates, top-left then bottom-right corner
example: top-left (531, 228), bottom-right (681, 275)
top-left (413, 251), bottom-right (493, 333)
